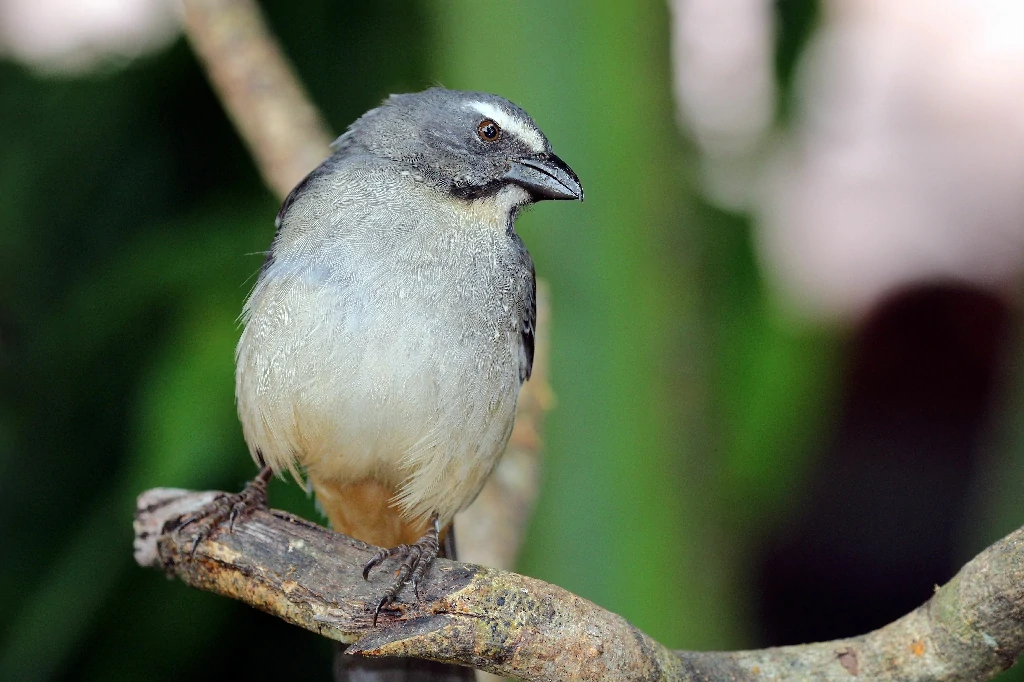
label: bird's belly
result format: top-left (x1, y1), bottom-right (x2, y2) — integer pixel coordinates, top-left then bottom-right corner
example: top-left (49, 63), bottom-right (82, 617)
top-left (236, 272), bottom-right (522, 525)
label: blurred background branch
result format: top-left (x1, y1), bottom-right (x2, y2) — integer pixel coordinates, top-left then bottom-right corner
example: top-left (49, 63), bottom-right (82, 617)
top-left (179, 0), bottom-right (332, 196)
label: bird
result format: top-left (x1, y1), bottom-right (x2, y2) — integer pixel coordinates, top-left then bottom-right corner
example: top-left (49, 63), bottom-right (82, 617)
top-left (227, 87), bottom-right (582, 625)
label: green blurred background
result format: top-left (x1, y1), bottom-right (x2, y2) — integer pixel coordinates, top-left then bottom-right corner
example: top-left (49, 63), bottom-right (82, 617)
top-left (3, 0), bottom-right (1024, 679)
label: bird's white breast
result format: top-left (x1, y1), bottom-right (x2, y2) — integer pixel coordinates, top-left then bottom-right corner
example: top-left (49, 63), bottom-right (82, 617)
top-left (235, 165), bottom-right (531, 525)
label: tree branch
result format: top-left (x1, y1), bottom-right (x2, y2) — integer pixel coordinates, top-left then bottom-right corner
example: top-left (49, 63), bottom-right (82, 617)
top-left (180, 0), bottom-right (333, 197)
top-left (136, 488), bottom-right (1024, 681)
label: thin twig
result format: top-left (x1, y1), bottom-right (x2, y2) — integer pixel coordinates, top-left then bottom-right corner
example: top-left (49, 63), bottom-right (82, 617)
top-left (180, 0), bottom-right (333, 197)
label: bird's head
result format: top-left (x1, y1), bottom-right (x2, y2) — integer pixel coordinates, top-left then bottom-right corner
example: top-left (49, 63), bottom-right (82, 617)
top-left (333, 88), bottom-right (583, 207)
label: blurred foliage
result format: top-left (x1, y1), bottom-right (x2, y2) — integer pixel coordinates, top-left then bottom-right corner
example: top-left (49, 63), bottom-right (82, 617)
top-left (2, 0), bottom-right (1022, 680)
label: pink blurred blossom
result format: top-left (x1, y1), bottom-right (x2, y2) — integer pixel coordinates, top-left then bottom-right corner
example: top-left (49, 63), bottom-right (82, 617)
top-left (669, 0), bottom-right (776, 208)
top-left (757, 0), bottom-right (1024, 318)
top-left (0, 0), bottom-right (179, 73)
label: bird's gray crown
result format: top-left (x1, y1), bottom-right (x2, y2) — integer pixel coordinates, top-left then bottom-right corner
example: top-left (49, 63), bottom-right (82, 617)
top-left (330, 88), bottom-right (582, 203)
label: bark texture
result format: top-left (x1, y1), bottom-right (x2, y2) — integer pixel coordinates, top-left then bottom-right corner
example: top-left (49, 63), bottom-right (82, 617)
top-left (136, 488), bottom-right (1024, 681)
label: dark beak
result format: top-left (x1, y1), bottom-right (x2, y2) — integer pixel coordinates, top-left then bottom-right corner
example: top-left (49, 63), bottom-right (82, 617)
top-left (503, 152), bottom-right (584, 202)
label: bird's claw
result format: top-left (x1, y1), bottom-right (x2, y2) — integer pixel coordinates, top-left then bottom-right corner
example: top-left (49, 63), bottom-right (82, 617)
top-left (162, 467), bottom-right (272, 557)
top-left (362, 543), bottom-right (409, 580)
top-left (362, 516), bottom-right (441, 626)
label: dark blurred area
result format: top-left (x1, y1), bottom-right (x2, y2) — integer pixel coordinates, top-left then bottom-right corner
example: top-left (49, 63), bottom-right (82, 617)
top-left (2, 0), bottom-right (1024, 680)
top-left (758, 284), bottom-right (1013, 644)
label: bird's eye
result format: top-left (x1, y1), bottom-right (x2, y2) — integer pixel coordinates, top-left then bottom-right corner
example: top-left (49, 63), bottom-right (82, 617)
top-left (477, 119), bottom-right (501, 142)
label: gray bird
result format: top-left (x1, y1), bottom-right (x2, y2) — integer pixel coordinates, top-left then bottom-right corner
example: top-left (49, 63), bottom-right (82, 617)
top-left (232, 87), bottom-right (582, 638)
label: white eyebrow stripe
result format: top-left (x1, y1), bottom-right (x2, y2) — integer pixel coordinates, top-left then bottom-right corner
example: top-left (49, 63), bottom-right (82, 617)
top-left (467, 101), bottom-right (546, 152)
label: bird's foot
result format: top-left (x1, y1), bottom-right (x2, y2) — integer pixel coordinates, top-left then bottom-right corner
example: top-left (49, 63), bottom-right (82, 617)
top-left (362, 515), bottom-right (441, 626)
top-left (162, 466), bottom-right (272, 556)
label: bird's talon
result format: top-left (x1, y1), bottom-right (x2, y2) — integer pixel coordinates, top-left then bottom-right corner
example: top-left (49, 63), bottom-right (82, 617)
top-left (372, 594), bottom-right (395, 627)
top-left (164, 467), bottom-right (272, 557)
top-left (228, 500), bottom-right (247, 532)
top-left (362, 550), bottom-right (388, 580)
top-left (363, 516), bottom-right (441, 626)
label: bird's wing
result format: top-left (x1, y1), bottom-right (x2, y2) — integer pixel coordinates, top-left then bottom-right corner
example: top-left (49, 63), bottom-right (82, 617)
top-left (519, 262), bottom-right (536, 383)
